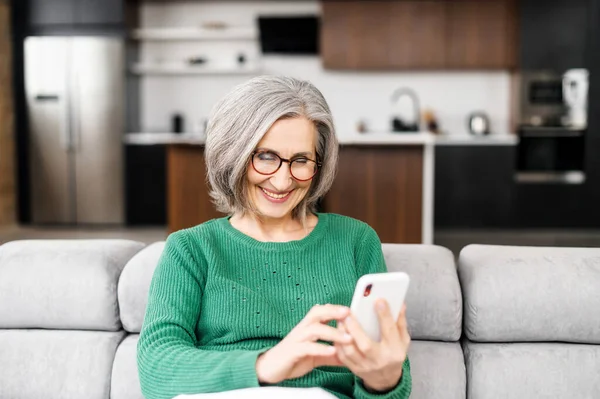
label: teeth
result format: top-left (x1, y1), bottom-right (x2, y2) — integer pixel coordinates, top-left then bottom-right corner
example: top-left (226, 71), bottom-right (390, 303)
top-left (261, 188), bottom-right (289, 199)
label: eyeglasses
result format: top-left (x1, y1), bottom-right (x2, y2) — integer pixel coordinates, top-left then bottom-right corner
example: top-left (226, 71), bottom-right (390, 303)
top-left (251, 150), bottom-right (321, 181)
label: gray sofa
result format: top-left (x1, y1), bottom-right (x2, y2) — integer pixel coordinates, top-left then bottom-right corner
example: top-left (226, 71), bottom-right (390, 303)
top-left (0, 239), bottom-right (598, 399)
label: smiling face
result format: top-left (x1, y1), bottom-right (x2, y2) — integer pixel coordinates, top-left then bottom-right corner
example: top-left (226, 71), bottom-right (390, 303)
top-left (246, 117), bottom-right (318, 221)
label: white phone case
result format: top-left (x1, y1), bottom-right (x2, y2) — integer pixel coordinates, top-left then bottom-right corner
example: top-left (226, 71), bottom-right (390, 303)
top-left (350, 272), bottom-right (410, 342)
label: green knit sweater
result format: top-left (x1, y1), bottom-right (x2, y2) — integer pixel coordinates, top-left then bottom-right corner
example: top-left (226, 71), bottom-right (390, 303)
top-left (137, 213), bottom-right (412, 399)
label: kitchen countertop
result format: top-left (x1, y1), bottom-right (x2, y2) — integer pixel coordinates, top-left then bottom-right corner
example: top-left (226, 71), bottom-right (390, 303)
top-left (123, 132), bottom-right (517, 146)
top-left (433, 134), bottom-right (518, 145)
top-left (124, 133), bottom-right (206, 145)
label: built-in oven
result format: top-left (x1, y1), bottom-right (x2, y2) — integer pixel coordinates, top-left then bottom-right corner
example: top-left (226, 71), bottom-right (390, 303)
top-left (516, 127), bottom-right (586, 184)
top-left (513, 70), bottom-right (588, 184)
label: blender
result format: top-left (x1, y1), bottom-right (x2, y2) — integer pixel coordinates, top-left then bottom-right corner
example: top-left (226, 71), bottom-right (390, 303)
top-left (562, 68), bottom-right (589, 128)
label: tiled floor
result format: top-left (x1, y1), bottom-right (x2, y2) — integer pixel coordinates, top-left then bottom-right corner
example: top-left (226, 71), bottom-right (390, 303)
top-left (1, 224), bottom-right (599, 256)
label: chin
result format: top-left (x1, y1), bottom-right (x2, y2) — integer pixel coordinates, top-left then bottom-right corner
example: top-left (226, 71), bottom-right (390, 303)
top-left (255, 204), bottom-right (294, 220)
top-left (251, 189), bottom-right (303, 220)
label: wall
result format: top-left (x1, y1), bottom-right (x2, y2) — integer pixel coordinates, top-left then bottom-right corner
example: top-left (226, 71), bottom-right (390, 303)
top-left (0, 0), bottom-right (16, 225)
top-left (137, 1), bottom-right (511, 139)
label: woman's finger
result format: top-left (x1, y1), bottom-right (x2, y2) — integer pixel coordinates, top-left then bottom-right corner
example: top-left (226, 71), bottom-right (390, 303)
top-left (297, 342), bottom-right (337, 359)
top-left (375, 299), bottom-right (401, 345)
top-left (313, 353), bottom-right (344, 368)
top-left (335, 321), bottom-right (366, 370)
top-left (396, 304), bottom-right (411, 343)
top-left (335, 342), bottom-right (359, 371)
top-left (298, 323), bottom-right (353, 344)
top-left (343, 315), bottom-right (379, 357)
top-left (300, 304), bottom-right (350, 327)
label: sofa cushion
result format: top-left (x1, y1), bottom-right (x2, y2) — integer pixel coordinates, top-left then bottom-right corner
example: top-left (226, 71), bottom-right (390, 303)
top-left (459, 244), bottom-right (600, 343)
top-left (0, 239), bottom-right (144, 330)
top-left (111, 336), bottom-right (466, 399)
top-left (464, 341), bottom-right (600, 399)
top-left (383, 244), bottom-right (462, 341)
top-left (409, 340), bottom-right (466, 399)
top-left (119, 242), bottom-right (165, 333)
top-left (112, 334), bottom-right (144, 399)
top-left (0, 329), bottom-right (125, 399)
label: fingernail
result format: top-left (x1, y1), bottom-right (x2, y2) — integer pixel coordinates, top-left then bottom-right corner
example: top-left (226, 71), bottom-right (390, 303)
top-left (343, 333), bottom-right (352, 341)
top-left (377, 300), bottom-right (386, 311)
top-left (327, 346), bottom-right (336, 354)
top-left (339, 307), bottom-right (349, 316)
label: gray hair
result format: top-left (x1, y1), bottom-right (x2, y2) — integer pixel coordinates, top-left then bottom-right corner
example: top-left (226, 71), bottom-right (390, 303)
top-left (205, 75), bottom-right (339, 220)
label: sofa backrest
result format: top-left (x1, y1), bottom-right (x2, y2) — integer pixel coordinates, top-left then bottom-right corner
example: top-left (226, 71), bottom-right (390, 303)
top-left (0, 239), bottom-right (144, 399)
top-left (383, 243), bottom-right (462, 341)
top-left (118, 242), bottom-right (464, 340)
top-left (383, 244), bottom-right (466, 399)
top-left (459, 244), bottom-right (600, 399)
top-left (118, 242), bottom-right (166, 333)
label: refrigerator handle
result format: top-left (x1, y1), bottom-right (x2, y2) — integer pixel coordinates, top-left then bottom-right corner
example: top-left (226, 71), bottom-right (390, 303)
top-left (56, 93), bottom-right (71, 151)
top-left (65, 41), bottom-right (77, 152)
top-left (70, 72), bottom-right (80, 152)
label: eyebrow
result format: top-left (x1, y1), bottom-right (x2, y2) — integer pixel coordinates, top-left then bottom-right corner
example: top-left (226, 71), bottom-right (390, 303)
top-left (256, 148), bottom-right (314, 158)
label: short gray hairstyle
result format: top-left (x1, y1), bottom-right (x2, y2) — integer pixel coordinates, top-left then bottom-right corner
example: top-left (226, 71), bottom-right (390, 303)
top-left (205, 75), bottom-right (339, 220)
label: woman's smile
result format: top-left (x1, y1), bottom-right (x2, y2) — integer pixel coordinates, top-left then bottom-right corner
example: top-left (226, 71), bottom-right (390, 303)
top-left (259, 186), bottom-right (294, 203)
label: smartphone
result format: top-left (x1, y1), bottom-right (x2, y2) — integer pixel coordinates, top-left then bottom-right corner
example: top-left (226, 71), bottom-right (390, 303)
top-left (349, 272), bottom-right (410, 342)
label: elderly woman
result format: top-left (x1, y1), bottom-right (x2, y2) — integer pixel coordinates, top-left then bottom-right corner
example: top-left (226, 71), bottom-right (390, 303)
top-left (137, 76), bottom-right (412, 399)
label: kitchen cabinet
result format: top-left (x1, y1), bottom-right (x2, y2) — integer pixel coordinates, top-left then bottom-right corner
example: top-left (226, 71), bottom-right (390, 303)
top-left (322, 145), bottom-right (425, 244)
top-left (163, 143), bottom-right (429, 243)
top-left (167, 145), bottom-right (224, 233)
top-left (321, 0), bottom-right (517, 70)
top-left (125, 145), bottom-right (167, 226)
top-left (26, 0), bottom-right (76, 26)
top-left (445, 0), bottom-right (517, 69)
top-left (519, 0), bottom-right (589, 71)
top-left (435, 145), bottom-right (516, 228)
top-left (78, 0), bottom-right (124, 25)
top-left (388, 2), bottom-right (447, 69)
top-left (23, 0), bottom-right (126, 33)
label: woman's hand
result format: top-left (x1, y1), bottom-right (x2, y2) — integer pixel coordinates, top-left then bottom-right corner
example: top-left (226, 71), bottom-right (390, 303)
top-left (335, 300), bottom-right (411, 392)
top-left (255, 304), bottom-right (353, 384)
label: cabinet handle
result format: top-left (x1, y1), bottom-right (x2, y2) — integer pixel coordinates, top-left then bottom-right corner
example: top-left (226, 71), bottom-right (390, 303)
top-left (34, 94), bottom-right (59, 101)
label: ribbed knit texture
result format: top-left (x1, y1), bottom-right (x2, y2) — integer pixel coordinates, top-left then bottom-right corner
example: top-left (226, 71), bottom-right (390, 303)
top-left (137, 213), bottom-right (411, 399)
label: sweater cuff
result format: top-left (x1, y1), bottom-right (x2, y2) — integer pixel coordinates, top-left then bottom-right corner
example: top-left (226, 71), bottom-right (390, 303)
top-left (226, 350), bottom-right (266, 390)
top-left (353, 358), bottom-right (412, 399)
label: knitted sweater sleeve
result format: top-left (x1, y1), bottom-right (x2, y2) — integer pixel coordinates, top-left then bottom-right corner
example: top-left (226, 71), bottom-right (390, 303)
top-left (353, 224), bottom-right (412, 399)
top-left (137, 231), bottom-right (264, 399)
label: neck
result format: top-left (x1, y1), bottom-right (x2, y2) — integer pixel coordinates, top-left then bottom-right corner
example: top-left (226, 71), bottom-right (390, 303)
top-left (230, 212), bottom-right (315, 242)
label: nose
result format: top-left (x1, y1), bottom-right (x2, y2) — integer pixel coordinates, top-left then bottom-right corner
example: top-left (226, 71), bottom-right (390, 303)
top-left (269, 162), bottom-right (293, 191)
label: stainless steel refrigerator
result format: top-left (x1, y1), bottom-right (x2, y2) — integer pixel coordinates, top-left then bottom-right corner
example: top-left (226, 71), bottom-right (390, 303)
top-left (25, 37), bottom-right (124, 224)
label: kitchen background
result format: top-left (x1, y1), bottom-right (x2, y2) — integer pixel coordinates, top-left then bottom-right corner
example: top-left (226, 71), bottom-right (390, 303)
top-left (1, 0), bottom-right (600, 254)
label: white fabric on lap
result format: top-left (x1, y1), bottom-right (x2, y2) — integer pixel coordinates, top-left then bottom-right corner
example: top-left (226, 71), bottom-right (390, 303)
top-left (175, 387), bottom-right (338, 399)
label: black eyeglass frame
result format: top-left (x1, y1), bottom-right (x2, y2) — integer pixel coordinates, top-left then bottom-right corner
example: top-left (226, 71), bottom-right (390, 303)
top-left (251, 150), bottom-right (322, 182)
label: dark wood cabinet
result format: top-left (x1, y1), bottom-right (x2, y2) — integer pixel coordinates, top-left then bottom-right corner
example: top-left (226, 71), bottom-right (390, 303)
top-left (445, 0), bottom-right (517, 69)
top-left (321, 0), bottom-right (517, 70)
top-left (519, 0), bottom-right (589, 71)
top-left (322, 145), bottom-right (424, 243)
top-left (435, 145), bottom-right (516, 228)
top-left (167, 145), bottom-right (224, 233)
top-left (162, 144), bottom-right (426, 242)
top-left (320, 1), bottom-right (390, 70)
top-left (388, 2), bottom-right (447, 69)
